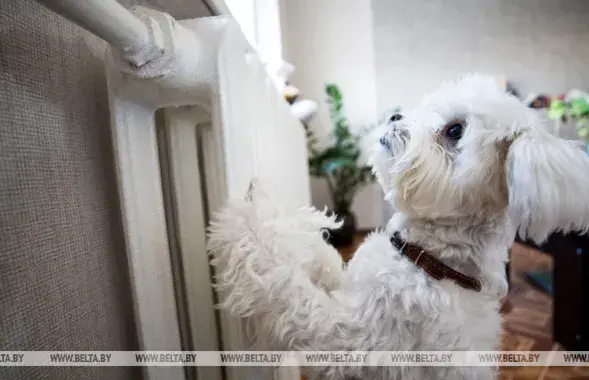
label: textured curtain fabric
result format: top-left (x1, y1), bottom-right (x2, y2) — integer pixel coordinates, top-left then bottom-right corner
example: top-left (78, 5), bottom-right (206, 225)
top-left (0, 0), bottom-right (209, 378)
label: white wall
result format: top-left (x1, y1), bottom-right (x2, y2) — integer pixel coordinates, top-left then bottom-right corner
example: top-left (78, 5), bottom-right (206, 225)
top-left (280, 0), bottom-right (384, 229)
top-left (372, 0), bottom-right (589, 111)
top-left (372, 0), bottom-right (589, 223)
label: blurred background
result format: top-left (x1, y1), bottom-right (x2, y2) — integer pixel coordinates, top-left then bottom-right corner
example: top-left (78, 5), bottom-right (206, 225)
top-left (1, 1), bottom-right (588, 379)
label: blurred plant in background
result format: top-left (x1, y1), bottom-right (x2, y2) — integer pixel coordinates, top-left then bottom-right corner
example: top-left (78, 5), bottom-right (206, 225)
top-left (547, 91), bottom-right (589, 140)
top-left (303, 83), bottom-right (398, 246)
top-left (305, 84), bottom-right (376, 214)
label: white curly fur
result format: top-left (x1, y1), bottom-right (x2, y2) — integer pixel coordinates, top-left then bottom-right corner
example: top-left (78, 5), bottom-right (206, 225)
top-left (207, 74), bottom-right (589, 380)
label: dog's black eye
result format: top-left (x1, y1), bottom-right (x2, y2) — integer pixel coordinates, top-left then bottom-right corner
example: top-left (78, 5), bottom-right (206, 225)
top-left (389, 113), bottom-right (403, 123)
top-left (444, 122), bottom-right (465, 140)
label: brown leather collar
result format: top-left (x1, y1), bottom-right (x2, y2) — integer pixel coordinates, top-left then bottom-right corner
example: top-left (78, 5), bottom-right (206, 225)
top-left (391, 232), bottom-right (482, 292)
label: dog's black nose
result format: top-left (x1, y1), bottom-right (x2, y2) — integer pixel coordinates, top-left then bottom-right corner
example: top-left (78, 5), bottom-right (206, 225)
top-left (389, 113), bottom-right (403, 123)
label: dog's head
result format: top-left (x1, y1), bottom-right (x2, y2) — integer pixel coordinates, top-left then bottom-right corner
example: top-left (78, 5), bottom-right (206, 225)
top-left (372, 74), bottom-right (589, 243)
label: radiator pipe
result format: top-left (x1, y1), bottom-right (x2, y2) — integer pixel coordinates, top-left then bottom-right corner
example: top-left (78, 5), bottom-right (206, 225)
top-left (35, 0), bottom-right (162, 67)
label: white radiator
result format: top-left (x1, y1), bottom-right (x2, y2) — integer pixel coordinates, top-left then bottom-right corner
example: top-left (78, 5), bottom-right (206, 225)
top-left (33, 2), bottom-right (310, 380)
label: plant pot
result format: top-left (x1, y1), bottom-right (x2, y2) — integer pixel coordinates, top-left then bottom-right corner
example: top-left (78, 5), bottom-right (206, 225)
top-left (325, 210), bottom-right (357, 247)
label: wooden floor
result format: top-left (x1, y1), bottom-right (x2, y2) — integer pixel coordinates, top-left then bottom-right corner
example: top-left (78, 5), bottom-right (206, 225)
top-left (332, 235), bottom-right (589, 380)
top-left (500, 243), bottom-right (589, 379)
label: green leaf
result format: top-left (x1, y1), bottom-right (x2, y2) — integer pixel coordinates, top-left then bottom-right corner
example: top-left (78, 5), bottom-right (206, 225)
top-left (550, 99), bottom-right (566, 109)
top-left (305, 82), bottom-right (378, 209)
top-left (325, 84), bottom-right (343, 102)
top-left (570, 98), bottom-right (589, 118)
top-left (547, 107), bottom-right (566, 120)
top-left (547, 99), bottom-right (568, 120)
top-left (578, 126), bottom-right (589, 138)
top-left (577, 118), bottom-right (589, 138)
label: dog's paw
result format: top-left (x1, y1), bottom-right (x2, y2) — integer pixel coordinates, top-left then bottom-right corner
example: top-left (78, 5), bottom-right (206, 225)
top-left (210, 179), bottom-right (280, 238)
top-left (292, 206), bottom-right (343, 232)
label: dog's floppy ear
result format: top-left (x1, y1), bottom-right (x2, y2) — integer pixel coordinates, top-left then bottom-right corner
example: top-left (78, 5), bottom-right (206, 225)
top-left (507, 130), bottom-right (589, 243)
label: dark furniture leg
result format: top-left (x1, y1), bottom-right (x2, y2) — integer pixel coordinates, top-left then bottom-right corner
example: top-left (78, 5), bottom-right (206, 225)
top-left (506, 250), bottom-right (511, 289)
top-left (581, 240), bottom-right (589, 351)
top-left (540, 232), bottom-right (588, 350)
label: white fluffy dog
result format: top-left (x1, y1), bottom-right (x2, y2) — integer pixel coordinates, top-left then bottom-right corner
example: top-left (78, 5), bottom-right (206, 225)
top-left (207, 74), bottom-right (589, 380)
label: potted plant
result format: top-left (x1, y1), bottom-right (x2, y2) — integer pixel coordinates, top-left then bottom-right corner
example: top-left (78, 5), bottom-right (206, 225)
top-left (304, 84), bottom-right (376, 247)
top-left (547, 91), bottom-right (589, 146)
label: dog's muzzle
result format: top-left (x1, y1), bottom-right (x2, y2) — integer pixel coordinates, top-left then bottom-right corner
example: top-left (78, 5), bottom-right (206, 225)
top-left (380, 115), bottom-right (409, 155)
